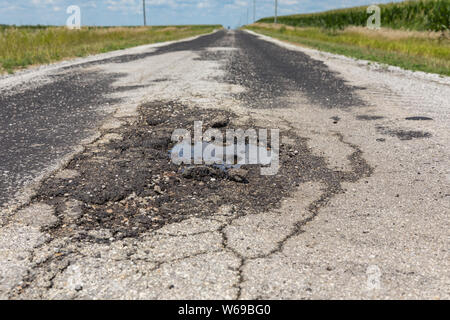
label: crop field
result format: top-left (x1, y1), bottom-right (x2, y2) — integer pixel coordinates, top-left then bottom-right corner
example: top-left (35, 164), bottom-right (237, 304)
top-left (258, 0), bottom-right (449, 32)
top-left (0, 25), bottom-right (221, 74)
top-left (247, 0), bottom-right (449, 76)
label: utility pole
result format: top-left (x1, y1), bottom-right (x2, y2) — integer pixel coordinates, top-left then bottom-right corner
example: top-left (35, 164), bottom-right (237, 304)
top-left (247, 8), bottom-right (249, 25)
top-left (143, 0), bottom-right (147, 26)
top-left (274, 0), bottom-right (278, 24)
top-left (253, 0), bottom-right (256, 23)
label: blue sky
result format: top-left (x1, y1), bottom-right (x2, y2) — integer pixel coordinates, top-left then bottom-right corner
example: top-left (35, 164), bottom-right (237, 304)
top-left (0, 0), bottom-right (403, 28)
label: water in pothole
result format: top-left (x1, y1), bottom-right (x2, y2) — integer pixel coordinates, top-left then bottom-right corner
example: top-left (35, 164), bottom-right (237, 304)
top-left (169, 141), bottom-right (273, 171)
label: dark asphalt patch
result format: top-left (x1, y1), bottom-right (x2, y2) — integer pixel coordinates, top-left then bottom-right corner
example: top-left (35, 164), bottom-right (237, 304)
top-left (0, 70), bottom-right (123, 207)
top-left (405, 116), bottom-right (433, 121)
top-left (376, 126), bottom-right (432, 140)
top-left (219, 31), bottom-right (365, 109)
top-left (34, 101), bottom-right (372, 243)
top-left (356, 115), bottom-right (385, 121)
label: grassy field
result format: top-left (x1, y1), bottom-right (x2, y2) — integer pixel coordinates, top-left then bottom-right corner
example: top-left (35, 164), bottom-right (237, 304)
top-left (0, 25), bottom-right (221, 74)
top-left (258, 0), bottom-right (449, 32)
top-left (245, 24), bottom-right (449, 76)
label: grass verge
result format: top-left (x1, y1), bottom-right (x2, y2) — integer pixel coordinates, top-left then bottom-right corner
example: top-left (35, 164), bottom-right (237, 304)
top-left (244, 24), bottom-right (450, 76)
top-left (0, 25), bottom-right (221, 74)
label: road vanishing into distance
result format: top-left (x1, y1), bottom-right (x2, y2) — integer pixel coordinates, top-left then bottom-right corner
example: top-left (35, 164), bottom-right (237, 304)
top-left (0, 30), bottom-right (449, 299)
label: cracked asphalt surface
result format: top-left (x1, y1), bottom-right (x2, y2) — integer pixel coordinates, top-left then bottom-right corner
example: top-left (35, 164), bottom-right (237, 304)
top-left (0, 30), bottom-right (449, 299)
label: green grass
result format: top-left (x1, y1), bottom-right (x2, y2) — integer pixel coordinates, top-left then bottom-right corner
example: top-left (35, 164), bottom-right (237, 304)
top-left (258, 0), bottom-right (449, 32)
top-left (0, 25), bottom-right (221, 74)
top-left (245, 24), bottom-right (450, 76)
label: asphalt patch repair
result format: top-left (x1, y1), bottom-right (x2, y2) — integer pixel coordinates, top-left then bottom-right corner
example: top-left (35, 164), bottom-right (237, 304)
top-left (33, 101), bottom-right (373, 243)
top-left (376, 126), bottom-right (432, 140)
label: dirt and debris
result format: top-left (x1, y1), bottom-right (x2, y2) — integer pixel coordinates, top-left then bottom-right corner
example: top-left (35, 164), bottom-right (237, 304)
top-left (211, 115), bottom-right (230, 128)
top-left (227, 168), bottom-right (249, 183)
top-left (181, 165), bottom-right (225, 181)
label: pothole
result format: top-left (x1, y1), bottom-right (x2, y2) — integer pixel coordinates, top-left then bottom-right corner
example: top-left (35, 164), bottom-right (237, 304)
top-left (32, 100), bottom-right (372, 244)
top-left (33, 101), bottom-right (308, 241)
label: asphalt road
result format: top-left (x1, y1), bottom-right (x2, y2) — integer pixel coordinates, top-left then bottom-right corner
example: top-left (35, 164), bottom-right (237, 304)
top-left (0, 30), bottom-right (449, 299)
